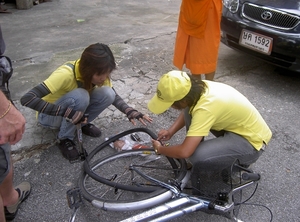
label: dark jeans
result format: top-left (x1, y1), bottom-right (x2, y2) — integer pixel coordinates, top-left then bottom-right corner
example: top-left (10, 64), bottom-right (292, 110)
top-left (183, 108), bottom-right (264, 195)
top-left (0, 143), bottom-right (10, 183)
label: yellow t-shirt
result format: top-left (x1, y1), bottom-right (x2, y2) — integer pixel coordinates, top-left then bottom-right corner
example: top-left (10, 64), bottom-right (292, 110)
top-left (187, 81), bottom-right (272, 150)
top-left (43, 60), bottom-right (112, 103)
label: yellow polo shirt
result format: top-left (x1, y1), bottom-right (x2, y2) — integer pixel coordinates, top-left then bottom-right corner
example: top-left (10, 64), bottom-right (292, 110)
top-left (43, 60), bottom-right (112, 103)
top-left (187, 81), bottom-right (272, 150)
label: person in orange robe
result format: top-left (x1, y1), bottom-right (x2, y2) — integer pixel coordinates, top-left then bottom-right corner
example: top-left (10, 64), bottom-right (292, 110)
top-left (173, 0), bottom-right (223, 80)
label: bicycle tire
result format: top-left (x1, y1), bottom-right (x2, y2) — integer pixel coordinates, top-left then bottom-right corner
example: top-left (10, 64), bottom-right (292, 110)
top-left (86, 128), bottom-right (158, 162)
top-left (84, 127), bottom-right (186, 192)
top-left (78, 149), bottom-right (188, 211)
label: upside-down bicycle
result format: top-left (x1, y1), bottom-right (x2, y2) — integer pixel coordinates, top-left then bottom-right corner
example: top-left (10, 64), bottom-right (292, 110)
top-left (67, 127), bottom-right (273, 222)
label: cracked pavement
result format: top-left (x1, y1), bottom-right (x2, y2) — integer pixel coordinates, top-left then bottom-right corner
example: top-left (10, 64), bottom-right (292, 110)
top-left (1, 0), bottom-right (300, 221)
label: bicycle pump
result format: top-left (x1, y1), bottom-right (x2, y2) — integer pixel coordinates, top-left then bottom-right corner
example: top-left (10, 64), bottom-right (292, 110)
top-left (66, 114), bottom-right (89, 220)
top-left (74, 113), bottom-right (89, 163)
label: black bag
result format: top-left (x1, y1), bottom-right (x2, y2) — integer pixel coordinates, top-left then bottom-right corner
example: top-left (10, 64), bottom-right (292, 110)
top-left (0, 55), bottom-right (13, 101)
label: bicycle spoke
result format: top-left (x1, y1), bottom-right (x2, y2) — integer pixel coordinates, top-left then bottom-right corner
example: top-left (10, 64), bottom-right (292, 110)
top-left (79, 148), bottom-right (187, 210)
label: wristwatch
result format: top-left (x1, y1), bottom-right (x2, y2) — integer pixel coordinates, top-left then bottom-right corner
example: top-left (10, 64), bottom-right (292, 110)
top-left (154, 146), bottom-right (160, 155)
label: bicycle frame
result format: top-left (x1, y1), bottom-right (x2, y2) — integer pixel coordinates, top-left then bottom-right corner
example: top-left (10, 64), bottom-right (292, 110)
top-left (68, 128), bottom-right (261, 222)
top-left (121, 165), bottom-right (259, 222)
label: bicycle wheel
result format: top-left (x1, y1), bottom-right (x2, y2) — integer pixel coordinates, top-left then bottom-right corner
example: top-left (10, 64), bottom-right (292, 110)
top-left (78, 149), bottom-right (188, 211)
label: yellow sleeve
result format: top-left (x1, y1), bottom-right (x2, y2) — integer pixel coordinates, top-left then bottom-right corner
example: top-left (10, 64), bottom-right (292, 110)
top-left (44, 65), bottom-right (77, 94)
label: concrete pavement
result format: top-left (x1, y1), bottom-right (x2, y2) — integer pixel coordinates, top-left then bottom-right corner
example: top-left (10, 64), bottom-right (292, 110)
top-left (1, 0), bottom-right (182, 153)
top-left (1, 0), bottom-right (299, 222)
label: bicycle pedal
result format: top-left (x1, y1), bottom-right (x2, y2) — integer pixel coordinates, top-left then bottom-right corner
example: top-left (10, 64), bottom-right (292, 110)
top-left (79, 148), bottom-right (88, 161)
top-left (69, 149), bottom-right (88, 163)
top-left (66, 187), bottom-right (84, 209)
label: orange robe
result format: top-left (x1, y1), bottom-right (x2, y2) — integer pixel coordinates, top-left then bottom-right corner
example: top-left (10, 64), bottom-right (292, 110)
top-left (173, 0), bottom-right (223, 74)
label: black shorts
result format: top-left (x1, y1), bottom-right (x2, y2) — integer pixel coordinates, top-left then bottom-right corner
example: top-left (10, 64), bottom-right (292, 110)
top-left (0, 143), bottom-right (11, 184)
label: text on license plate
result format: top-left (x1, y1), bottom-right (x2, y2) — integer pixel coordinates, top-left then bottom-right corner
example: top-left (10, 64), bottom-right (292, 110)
top-left (239, 29), bottom-right (273, 55)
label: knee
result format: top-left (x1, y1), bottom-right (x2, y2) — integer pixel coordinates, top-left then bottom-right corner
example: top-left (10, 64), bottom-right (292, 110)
top-left (72, 88), bottom-right (90, 110)
top-left (104, 87), bottom-right (116, 103)
top-left (188, 149), bottom-right (210, 166)
top-left (93, 86), bottom-right (115, 104)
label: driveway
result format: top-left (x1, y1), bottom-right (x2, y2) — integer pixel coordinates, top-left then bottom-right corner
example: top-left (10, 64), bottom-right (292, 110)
top-left (0, 0), bottom-right (299, 221)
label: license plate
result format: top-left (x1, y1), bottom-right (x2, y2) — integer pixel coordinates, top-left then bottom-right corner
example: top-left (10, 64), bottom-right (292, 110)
top-left (239, 29), bottom-right (273, 55)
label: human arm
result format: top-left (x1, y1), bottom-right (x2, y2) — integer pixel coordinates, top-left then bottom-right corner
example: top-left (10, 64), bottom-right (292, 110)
top-left (20, 83), bottom-right (83, 124)
top-left (112, 88), bottom-right (152, 125)
top-left (152, 135), bottom-right (203, 159)
top-left (152, 110), bottom-right (203, 158)
top-left (0, 91), bottom-right (25, 144)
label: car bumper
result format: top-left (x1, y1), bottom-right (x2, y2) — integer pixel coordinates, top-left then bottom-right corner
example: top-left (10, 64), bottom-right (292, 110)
top-left (221, 12), bottom-right (300, 73)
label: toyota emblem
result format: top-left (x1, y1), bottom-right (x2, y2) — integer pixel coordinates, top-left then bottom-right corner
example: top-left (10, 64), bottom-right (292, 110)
top-left (261, 11), bottom-right (272, 20)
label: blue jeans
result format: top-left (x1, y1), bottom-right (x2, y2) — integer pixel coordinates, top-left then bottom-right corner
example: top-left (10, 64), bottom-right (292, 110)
top-left (38, 86), bottom-right (115, 140)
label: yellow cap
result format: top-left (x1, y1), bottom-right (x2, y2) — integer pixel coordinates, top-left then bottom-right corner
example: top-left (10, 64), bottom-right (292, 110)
top-left (148, 70), bottom-right (191, 114)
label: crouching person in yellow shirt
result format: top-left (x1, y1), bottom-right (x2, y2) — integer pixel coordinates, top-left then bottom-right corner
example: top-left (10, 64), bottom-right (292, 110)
top-left (148, 70), bottom-right (272, 194)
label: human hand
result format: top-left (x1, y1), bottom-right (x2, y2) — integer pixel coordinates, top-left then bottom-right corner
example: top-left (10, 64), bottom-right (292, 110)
top-left (151, 139), bottom-right (162, 153)
top-left (113, 140), bottom-right (125, 152)
top-left (157, 129), bottom-right (171, 141)
top-left (0, 103), bottom-right (26, 145)
top-left (126, 109), bottom-right (153, 126)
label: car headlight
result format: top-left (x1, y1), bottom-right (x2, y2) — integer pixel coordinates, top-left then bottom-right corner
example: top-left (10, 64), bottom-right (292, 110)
top-left (222, 0), bottom-right (239, 13)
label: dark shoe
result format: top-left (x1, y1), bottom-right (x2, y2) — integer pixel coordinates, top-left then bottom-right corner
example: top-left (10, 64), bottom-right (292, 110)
top-left (5, 181), bottom-right (31, 221)
top-left (81, 123), bottom-right (101, 137)
top-left (58, 139), bottom-right (79, 161)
